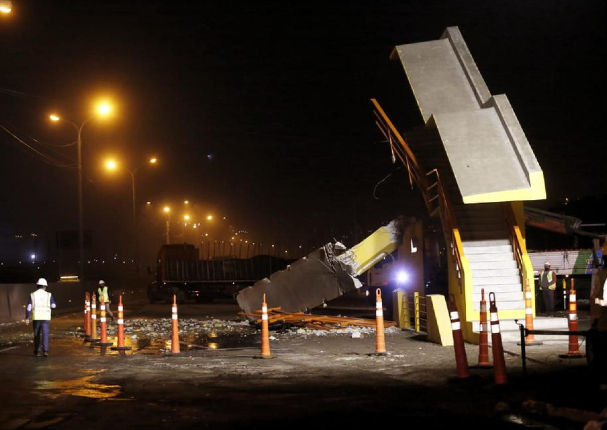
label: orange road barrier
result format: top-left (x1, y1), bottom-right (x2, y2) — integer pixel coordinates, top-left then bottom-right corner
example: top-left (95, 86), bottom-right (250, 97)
top-left (560, 278), bottom-right (585, 359)
top-left (171, 295), bottom-right (180, 354)
top-left (449, 294), bottom-right (470, 378)
top-left (84, 292), bottom-right (91, 337)
top-left (519, 281), bottom-right (543, 346)
top-left (375, 289), bottom-right (387, 355)
top-left (88, 294), bottom-right (100, 344)
top-left (477, 289), bottom-right (491, 367)
top-left (260, 294), bottom-right (272, 358)
top-left (489, 292), bottom-right (508, 384)
top-left (97, 299), bottom-right (113, 347)
top-left (111, 295), bottom-right (132, 355)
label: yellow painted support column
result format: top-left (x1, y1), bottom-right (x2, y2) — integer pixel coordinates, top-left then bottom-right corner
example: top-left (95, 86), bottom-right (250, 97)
top-left (414, 292), bottom-right (420, 333)
top-left (426, 294), bottom-right (454, 346)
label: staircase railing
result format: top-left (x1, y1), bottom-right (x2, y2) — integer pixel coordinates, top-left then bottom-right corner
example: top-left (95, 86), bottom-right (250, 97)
top-left (504, 203), bottom-right (536, 310)
top-left (371, 98), bottom-right (466, 289)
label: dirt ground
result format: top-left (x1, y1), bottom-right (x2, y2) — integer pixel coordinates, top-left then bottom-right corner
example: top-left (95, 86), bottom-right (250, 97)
top-left (0, 300), bottom-right (605, 430)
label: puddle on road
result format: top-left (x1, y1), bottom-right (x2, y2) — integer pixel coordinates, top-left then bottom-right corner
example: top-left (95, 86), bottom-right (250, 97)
top-left (122, 332), bottom-right (259, 355)
top-left (34, 370), bottom-right (122, 400)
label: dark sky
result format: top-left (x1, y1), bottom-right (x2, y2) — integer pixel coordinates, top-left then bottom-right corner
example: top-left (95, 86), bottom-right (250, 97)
top-left (0, 0), bottom-right (605, 261)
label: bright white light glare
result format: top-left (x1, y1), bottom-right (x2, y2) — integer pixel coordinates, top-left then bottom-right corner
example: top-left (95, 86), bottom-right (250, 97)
top-left (30, 254), bottom-right (36, 260)
top-left (0, 1), bottom-right (11, 14)
top-left (396, 270), bottom-right (409, 284)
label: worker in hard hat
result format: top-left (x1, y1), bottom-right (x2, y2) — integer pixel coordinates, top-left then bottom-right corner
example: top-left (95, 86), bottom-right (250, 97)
top-left (539, 262), bottom-right (557, 313)
top-left (25, 278), bottom-right (57, 357)
top-left (97, 280), bottom-right (115, 321)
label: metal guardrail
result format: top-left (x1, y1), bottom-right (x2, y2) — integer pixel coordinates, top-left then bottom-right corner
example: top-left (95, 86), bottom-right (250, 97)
top-left (515, 321), bottom-right (590, 375)
top-left (399, 291), bottom-right (427, 333)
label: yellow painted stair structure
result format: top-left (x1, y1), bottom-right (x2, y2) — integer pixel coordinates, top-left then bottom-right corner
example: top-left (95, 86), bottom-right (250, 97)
top-left (372, 27), bottom-right (545, 342)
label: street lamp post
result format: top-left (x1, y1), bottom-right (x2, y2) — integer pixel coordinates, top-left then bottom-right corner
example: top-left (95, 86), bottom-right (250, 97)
top-left (49, 102), bottom-right (112, 290)
top-left (105, 157), bottom-right (157, 272)
top-left (164, 206), bottom-right (171, 244)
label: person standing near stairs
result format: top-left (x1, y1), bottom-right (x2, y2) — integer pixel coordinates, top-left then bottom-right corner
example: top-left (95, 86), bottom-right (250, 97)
top-left (539, 262), bottom-right (557, 313)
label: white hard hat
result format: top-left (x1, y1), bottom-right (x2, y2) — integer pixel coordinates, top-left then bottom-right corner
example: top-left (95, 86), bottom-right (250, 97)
top-left (544, 262), bottom-right (551, 266)
top-left (98, 280), bottom-right (105, 285)
top-left (37, 278), bottom-right (48, 287)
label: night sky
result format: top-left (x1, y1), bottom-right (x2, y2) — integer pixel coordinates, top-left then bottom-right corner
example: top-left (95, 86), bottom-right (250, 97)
top-left (0, 0), bottom-right (605, 263)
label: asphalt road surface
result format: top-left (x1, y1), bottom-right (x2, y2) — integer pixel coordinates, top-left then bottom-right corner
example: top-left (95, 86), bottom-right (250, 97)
top-left (0, 297), bottom-right (605, 430)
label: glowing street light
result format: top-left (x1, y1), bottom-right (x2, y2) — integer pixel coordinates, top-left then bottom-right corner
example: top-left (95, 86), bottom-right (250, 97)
top-left (0, 1), bottom-right (12, 14)
top-left (105, 159), bottom-right (117, 171)
top-left (48, 100), bottom-right (114, 289)
top-left (184, 214), bottom-right (190, 222)
top-left (206, 214), bottom-right (213, 221)
top-left (97, 102), bottom-right (112, 116)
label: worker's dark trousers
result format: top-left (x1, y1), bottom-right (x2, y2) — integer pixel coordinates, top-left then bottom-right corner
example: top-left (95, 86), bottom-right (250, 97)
top-left (33, 320), bottom-right (50, 353)
top-left (542, 289), bottom-right (556, 312)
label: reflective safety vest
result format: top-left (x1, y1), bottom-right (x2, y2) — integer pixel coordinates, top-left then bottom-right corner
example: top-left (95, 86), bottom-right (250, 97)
top-left (31, 289), bottom-right (52, 320)
top-left (540, 270), bottom-right (556, 290)
top-left (98, 286), bottom-right (109, 303)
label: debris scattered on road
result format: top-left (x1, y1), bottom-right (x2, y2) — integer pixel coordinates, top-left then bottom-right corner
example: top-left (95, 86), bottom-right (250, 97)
top-left (240, 308), bottom-right (397, 331)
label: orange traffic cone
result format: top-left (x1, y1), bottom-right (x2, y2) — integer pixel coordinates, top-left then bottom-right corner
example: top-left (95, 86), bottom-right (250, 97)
top-left (449, 295), bottom-right (470, 378)
top-left (375, 289), bottom-right (387, 355)
top-left (111, 295), bottom-right (132, 356)
top-left (171, 295), bottom-right (180, 354)
top-left (97, 299), bottom-right (113, 347)
top-left (84, 292), bottom-right (91, 337)
top-left (489, 292), bottom-right (508, 384)
top-left (560, 278), bottom-right (585, 359)
top-left (519, 281), bottom-right (543, 346)
top-left (260, 294), bottom-right (272, 358)
top-left (476, 289), bottom-right (491, 368)
top-left (87, 293), bottom-right (100, 344)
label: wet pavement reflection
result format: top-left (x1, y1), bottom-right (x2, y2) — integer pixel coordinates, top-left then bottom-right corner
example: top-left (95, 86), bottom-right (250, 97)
top-left (34, 370), bottom-right (122, 400)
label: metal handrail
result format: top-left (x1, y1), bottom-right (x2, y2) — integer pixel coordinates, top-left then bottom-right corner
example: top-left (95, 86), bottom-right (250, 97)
top-left (504, 203), bottom-right (531, 291)
top-left (371, 98), bottom-right (466, 287)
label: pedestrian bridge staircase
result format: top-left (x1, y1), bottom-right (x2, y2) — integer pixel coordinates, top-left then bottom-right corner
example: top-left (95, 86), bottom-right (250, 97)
top-left (371, 27), bottom-right (546, 341)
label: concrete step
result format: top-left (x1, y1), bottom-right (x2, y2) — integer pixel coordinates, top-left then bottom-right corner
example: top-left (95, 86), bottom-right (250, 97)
top-left (472, 291), bottom-right (522, 302)
top-left (462, 239), bottom-right (511, 247)
top-left (472, 316), bottom-right (570, 342)
top-left (472, 283), bottom-right (522, 293)
top-left (471, 267), bottom-right (520, 278)
top-left (472, 299), bottom-right (524, 311)
top-left (463, 244), bottom-right (513, 254)
top-left (461, 231), bottom-right (510, 241)
top-left (471, 275), bottom-right (521, 285)
top-left (469, 260), bottom-right (518, 270)
top-left (466, 252), bottom-right (514, 262)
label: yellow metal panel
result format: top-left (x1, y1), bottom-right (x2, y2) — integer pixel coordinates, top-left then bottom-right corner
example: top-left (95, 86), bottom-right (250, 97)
top-left (426, 294), bottom-right (454, 346)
